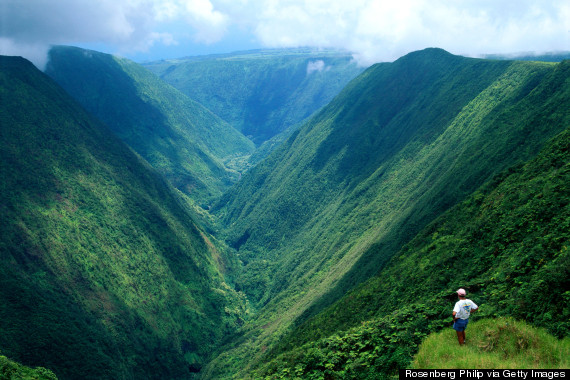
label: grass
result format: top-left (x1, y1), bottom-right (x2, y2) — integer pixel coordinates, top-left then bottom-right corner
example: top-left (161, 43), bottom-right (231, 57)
top-left (412, 318), bottom-right (570, 369)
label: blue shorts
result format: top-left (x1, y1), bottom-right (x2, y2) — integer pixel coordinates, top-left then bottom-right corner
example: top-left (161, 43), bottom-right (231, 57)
top-left (453, 318), bottom-right (469, 332)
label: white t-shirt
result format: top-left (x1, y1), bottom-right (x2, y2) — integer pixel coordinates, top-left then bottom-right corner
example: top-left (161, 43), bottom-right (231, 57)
top-left (453, 299), bottom-right (478, 320)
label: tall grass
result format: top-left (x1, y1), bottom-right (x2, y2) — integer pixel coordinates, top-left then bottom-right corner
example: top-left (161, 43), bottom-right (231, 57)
top-left (412, 318), bottom-right (570, 369)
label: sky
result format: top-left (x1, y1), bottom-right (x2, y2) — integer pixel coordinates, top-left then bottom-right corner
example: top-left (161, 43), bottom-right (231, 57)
top-left (1, 0), bottom-right (569, 69)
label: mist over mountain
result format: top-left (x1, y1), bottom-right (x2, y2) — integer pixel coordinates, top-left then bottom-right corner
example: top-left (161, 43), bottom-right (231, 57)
top-left (1, 46), bottom-right (568, 380)
top-left (143, 48), bottom-right (365, 145)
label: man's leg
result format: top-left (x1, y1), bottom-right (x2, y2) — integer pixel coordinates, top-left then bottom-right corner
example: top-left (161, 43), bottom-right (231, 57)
top-left (456, 330), bottom-right (464, 345)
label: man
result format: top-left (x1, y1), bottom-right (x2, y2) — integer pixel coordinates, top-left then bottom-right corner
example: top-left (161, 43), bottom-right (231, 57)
top-left (452, 288), bottom-right (478, 345)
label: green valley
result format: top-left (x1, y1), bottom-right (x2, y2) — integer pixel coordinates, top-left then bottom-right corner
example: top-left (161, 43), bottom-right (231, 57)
top-left (1, 46), bottom-right (568, 380)
top-left (205, 49), bottom-right (570, 377)
top-left (253, 124), bottom-right (570, 378)
top-left (0, 56), bottom-right (247, 379)
top-left (46, 46), bottom-right (255, 208)
top-left (143, 48), bottom-right (365, 145)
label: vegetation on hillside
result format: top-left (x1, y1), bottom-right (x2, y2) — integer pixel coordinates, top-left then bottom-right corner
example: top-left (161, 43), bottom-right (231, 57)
top-left (254, 318), bottom-right (569, 379)
top-left (252, 124), bottom-right (570, 379)
top-left (0, 56), bottom-right (248, 379)
top-left (205, 51), bottom-right (569, 377)
top-left (2, 48), bottom-right (569, 380)
top-left (144, 48), bottom-right (365, 145)
top-left (0, 355), bottom-right (57, 380)
top-left (46, 46), bottom-right (254, 207)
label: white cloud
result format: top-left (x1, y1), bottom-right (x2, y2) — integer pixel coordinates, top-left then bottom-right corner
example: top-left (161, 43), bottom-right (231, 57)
top-left (306, 60), bottom-right (326, 75)
top-left (0, 0), bottom-right (228, 68)
top-left (237, 0), bottom-right (570, 65)
top-left (182, 0), bottom-right (229, 43)
top-left (0, 38), bottom-right (50, 70)
top-left (1, 0), bottom-right (568, 68)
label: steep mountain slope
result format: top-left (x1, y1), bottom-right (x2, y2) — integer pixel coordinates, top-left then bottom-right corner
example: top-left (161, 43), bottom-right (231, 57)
top-left (207, 50), bottom-right (570, 377)
top-left (0, 56), bottom-right (247, 379)
top-left (143, 48), bottom-right (365, 145)
top-left (255, 125), bottom-right (570, 378)
top-left (45, 46), bottom-right (254, 207)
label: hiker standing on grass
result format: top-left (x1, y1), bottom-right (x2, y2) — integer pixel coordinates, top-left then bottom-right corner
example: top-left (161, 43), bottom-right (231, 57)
top-left (452, 288), bottom-right (478, 345)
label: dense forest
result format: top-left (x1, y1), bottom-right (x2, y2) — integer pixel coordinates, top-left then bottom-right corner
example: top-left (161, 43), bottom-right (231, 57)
top-left (0, 55), bottom-right (247, 378)
top-left (0, 47), bottom-right (568, 379)
top-left (204, 48), bottom-right (570, 379)
top-left (46, 46), bottom-right (255, 208)
top-left (142, 48), bottom-right (364, 145)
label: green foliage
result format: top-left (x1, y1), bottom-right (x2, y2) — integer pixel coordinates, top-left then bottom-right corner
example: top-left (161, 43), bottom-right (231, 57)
top-left (0, 355), bottom-right (57, 380)
top-left (143, 48), bottom-right (365, 145)
top-left (256, 318), bottom-right (569, 379)
top-left (207, 52), bottom-right (570, 377)
top-left (259, 125), bottom-right (570, 378)
top-left (3, 49), bottom-right (570, 380)
top-left (413, 318), bottom-right (570, 369)
top-left (0, 56), bottom-right (248, 379)
top-left (255, 304), bottom-right (444, 379)
top-left (45, 46), bottom-right (254, 207)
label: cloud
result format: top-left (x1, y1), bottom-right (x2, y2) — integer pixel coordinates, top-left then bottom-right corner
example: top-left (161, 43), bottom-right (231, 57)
top-left (0, 0), bottom-right (228, 68)
top-left (242, 0), bottom-right (570, 65)
top-left (0, 38), bottom-right (51, 70)
top-left (1, 0), bottom-right (568, 68)
top-left (183, 0), bottom-right (229, 43)
top-left (306, 60), bottom-right (326, 75)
